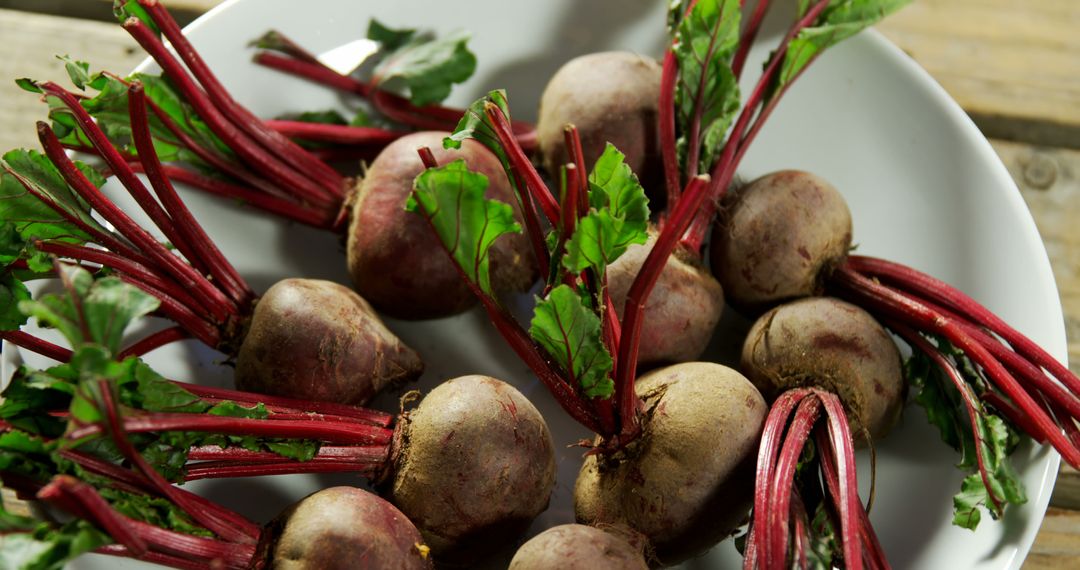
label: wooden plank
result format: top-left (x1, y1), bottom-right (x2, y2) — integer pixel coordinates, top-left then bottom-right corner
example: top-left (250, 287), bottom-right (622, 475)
top-left (878, 0), bottom-right (1080, 148)
top-left (0, 0), bottom-right (220, 24)
top-left (0, 8), bottom-right (145, 152)
top-left (1025, 507), bottom-right (1080, 569)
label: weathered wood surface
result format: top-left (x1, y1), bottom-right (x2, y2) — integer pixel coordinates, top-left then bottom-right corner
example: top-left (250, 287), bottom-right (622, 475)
top-left (878, 0), bottom-right (1080, 149)
top-left (0, 0), bottom-right (1078, 567)
top-left (0, 8), bottom-right (145, 151)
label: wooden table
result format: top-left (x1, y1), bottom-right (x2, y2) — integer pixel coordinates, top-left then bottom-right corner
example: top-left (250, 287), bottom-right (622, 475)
top-left (0, 0), bottom-right (1077, 567)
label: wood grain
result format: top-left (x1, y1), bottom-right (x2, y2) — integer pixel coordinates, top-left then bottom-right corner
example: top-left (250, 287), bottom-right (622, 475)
top-left (0, 8), bottom-right (145, 151)
top-left (878, 0), bottom-right (1080, 148)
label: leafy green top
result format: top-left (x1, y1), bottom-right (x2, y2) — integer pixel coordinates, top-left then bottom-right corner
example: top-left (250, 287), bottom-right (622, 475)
top-left (769, 0), bottom-right (912, 100)
top-left (365, 19), bottom-right (477, 107)
top-left (905, 337), bottom-right (1026, 530)
top-left (562, 144), bottom-right (650, 281)
top-left (0, 149), bottom-right (109, 273)
top-left (669, 0), bottom-right (742, 172)
top-left (407, 160), bottom-right (520, 296)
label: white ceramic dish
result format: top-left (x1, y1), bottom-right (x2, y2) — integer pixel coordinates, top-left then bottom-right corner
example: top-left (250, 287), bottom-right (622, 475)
top-left (1, 0), bottom-right (1064, 568)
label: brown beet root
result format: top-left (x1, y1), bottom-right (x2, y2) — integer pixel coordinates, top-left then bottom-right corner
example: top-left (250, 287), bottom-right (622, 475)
top-left (710, 170), bottom-right (852, 314)
top-left (607, 233), bottom-right (724, 366)
top-left (268, 487), bottom-right (432, 570)
top-left (235, 278), bottom-right (423, 405)
top-left (574, 362), bottom-right (766, 565)
top-left (741, 297), bottom-right (905, 441)
top-left (384, 375), bottom-right (556, 564)
top-left (346, 131), bottom-right (535, 320)
top-left (537, 51), bottom-right (661, 183)
top-left (508, 524), bottom-right (648, 570)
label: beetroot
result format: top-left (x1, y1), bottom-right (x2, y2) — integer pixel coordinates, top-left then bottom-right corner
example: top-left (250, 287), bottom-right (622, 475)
top-left (710, 170), bottom-right (852, 314)
top-left (346, 132), bottom-right (535, 319)
top-left (741, 297), bottom-right (904, 440)
top-left (6, 79), bottom-right (423, 407)
top-left (267, 487), bottom-right (432, 570)
top-left (235, 279), bottom-right (423, 405)
top-left (606, 232), bottom-right (724, 366)
top-left (381, 375), bottom-right (556, 562)
top-left (574, 362), bottom-right (766, 565)
top-left (508, 524), bottom-right (648, 570)
top-left (537, 51), bottom-right (662, 183)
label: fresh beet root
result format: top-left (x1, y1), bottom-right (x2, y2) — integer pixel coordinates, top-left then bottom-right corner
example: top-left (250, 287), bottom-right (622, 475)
top-left (234, 279), bottom-right (423, 405)
top-left (346, 132), bottom-right (536, 319)
top-left (574, 362), bottom-right (766, 565)
top-left (741, 297), bottom-right (905, 441)
top-left (508, 524), bottom-right (648, 570)
top-left (381, 374), bottom-right (556, 563)
top-left (537, 51), bottom-right (661, 182)
top-left (267, 487), bottom-right (432, 570)
top-left (606, 232), bottom-right (724, 366)
top-left (710, 170), bottom-right (852, 314)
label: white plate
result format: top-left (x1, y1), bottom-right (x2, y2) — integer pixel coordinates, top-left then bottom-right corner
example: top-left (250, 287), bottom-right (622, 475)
top-left (2, 1), bottom-right (1064, 568)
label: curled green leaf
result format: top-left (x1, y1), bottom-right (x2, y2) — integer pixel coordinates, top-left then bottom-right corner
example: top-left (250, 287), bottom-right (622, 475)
top-left (407, 159), bottom-right (521, 296)
top-left (529, 284), bottom-right (614, 399)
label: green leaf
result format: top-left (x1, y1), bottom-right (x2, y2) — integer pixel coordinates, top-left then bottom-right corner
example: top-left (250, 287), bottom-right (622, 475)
top-left (769, 0), bottom-right (912, 100)
top-left (0, 520), bottom-right (110, 570)
top-left (1, 272), bottom-right (31, 330)
top-left (58, 56), bottom-right (92, 91)
top-left (806, 501), bottom-right (839, 570)
top-left (562, 145), bottom-right (650, 278)
top-left (905, 335), bottom-right (1027, 530)
top-left (366, 21), bottom-right (476, 106)
top-left (208, 401), bottom-right (269, 419)
top-left (407, 159), bottom-right (521, 295)
top-left (672, 0), bottom-right (741, 172)
top-left (19, 264), bottom-right (160, 356)
top-left (529, 284), bottom-right (614, 398)
top-left (367, 19), bottom-right (417, 51)
top-left (113, 0), bottom-right (159, 35)
top-left (15, 78), bottom-right (42, 94)
top-left (444, 90), bottom-right (511, 164)
top-left (0, 149), bottom-right (108, 272)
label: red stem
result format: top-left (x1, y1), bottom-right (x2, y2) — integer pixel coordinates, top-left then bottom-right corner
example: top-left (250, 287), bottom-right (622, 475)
top-left (58, 449), bottom-right (260, 537)
top-left (747, 389), bottom-right (807, 570)
top-left (139, 0), bottom-right (344, 196)
top-left (93, 380), bottom-right (255, 544)
top-left (265, 120), bottom-right (405, 145)
top-left (253, 51), bottom-right (370, 95)
top-left (37, 476), bottom-right (149, 557)
top-left (32, 241), bottom-right (221, 346)
top-left (35, 119), bottom-right (235, 323)
top-left (890, 323), bottom-right (1005, 514)
top-left (176, 382), bottom-right (394, 426)
top-left (766, 393), bottom-right (822, 570)
top-left (831, 264), bottom-right (1080, 468)
top-left (484, 102), bottom-right (560, 223)
top-left (68, 411), bottom-right (393, 446)
top-left (0, 331), bottom-right (73, 361)
top-left (732, 0), bottom-right (772, 79)
top-left (122, 18), bottom-right (340, 211)
top-left (615, 175), bottom-right (710, 440)
top-left (184, 461), bottom-right (368, 481)
top-left (128, 83), bottom-right (255, 308)
top-left (127, 162), bottom-right (333, 228)
top-left (849, 255), bottom-right (1080, 398)
top-left (817, 391), bottom-right (866, 570)
top-left (659, 50), bottom-right (681, 208)
top-left (116, 326), bottom-right (190, 360)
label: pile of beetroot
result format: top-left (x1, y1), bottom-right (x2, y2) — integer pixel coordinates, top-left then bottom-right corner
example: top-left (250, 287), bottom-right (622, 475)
top-left (1, 0), bottom-right (1077, 568)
